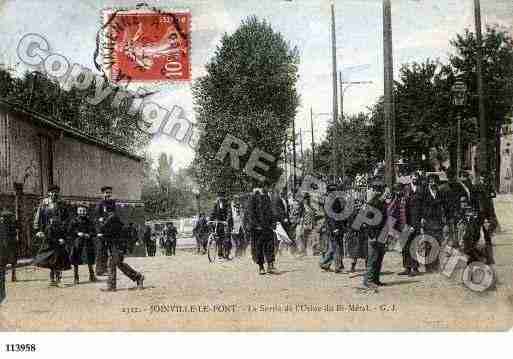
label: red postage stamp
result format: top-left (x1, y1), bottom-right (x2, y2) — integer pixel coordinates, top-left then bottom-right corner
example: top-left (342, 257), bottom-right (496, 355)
top-left (102, 9), bottom-right (191, 83)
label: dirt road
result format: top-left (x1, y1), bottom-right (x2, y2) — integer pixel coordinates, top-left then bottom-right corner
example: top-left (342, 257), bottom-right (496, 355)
top-left (2, 200), bottom-right (512, 331)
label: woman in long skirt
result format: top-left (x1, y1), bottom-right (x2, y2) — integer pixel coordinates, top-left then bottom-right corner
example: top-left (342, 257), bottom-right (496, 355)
top-left (345, 225), bottom-right (368, 272)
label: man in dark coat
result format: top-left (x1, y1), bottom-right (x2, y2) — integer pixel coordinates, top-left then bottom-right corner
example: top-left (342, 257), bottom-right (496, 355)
top-left (193, 213), bottom-right (209, 255)
top-left (95, 186), bottom-right (115, 276)
top-left (33, 185), bottom-right (72, 286)
top-left (67, 205), bottom-right (97, 284)
top-left (422, 175), bottom-right (444, 272)
top-left (248, 185), bottom-right (277, 275)
top-left (209, 192), bottom-right (233, 259)
top-left (319, 184), bottom-right (347, 272)
top-left (439, 169), bottom-right (467, 249)
top-left (363, 185), bottom-right (387, 289)
top-left (143, 225), bottom-right (156, 257)
top-left (461, 173), bottom-right (495, 265)
top-left (271, 187), bottom-right (293, 254)
top-left (1, 209), bottom-right (18, 305)
top-left (99, 206), bottom-right (144, 292)
top-left (163, 222), bottom-right (178, 256)
top-left (398, 173), bottom-right (424, 277)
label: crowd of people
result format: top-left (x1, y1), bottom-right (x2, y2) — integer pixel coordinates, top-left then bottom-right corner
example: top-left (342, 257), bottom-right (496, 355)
top-left (0, 167), bottom-right (498, 304)
top-left (1, 185), bottom-right (145, 301)
top-left (186, 168), bottom-right (497, 288)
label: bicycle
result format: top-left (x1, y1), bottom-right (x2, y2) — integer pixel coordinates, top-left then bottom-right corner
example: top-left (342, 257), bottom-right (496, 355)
top-left (206, 220), bottom-right (231, 263)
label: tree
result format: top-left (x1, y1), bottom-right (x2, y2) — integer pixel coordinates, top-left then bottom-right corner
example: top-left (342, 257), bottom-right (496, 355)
top-left (156, 153), bottom-right (173, 190)
top-left (192, 16), bottom-right (300, 195)
top-left (449, 26), bottom-right (513, 188)
top-left (318, 112), bottom-right (378, 181)
top-left (0, 67), bottom-right (150, 152)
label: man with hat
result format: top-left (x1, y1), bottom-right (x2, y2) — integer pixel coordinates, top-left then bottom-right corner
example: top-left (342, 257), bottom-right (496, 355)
top-left (95, 186), bottom-right (115, 276)
top-left (1, 209), bottom-right (18, 304)
top-left (271, 186), bottom-right (292, 255)
top-left (33, 185), bottom-right (72, 286)
top-left (209, 191), bottom-right (233, 259)
top-left (422, 174), bottom-right (444, 272)
top-left (319, 184), bottom-right (347, 272)
top-left (98, 205), bottom-right (144, 291)
top-left (298, 192), bottom-right (319, 256)
top-left (248, 184), bottom-right (277, 274)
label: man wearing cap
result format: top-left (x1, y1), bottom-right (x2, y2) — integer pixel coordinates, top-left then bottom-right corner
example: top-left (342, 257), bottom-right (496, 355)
top-left (33, 185), bottom-right (72, 286)
top-left (95, 186), bottom-right (115, 276)
top-left (99, 205), bottom-right (144, 291)
top-left (209, 191), bottom-right (233, 259)
top-left (248, 185), bottom-right (277, 274)
top-left (67, 205), bottom-right (97, 284)
top-left (1, 209), bottom-right (18, 304)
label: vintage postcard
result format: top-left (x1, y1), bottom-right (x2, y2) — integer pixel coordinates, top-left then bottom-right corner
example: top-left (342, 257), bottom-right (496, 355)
top-left (1, 0), bottom-right (513, 346)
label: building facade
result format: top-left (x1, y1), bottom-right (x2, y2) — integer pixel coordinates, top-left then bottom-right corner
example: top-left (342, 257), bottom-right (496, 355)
top-left (0, 100), bottom-right (144, 257)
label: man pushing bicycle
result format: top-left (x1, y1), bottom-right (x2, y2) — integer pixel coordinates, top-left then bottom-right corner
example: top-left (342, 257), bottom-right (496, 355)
top-left (209, 191), bottom-right (233, 260)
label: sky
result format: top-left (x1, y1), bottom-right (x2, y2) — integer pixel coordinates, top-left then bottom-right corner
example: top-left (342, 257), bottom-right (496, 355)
top-left (0, 0), bottom-right (512, 169)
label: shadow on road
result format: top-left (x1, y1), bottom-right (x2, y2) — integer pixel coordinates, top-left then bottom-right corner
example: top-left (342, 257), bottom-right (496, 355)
top-left (381, 280), bottom-right (421, 286)
top-left (349, 271), bottom-right (395, 279)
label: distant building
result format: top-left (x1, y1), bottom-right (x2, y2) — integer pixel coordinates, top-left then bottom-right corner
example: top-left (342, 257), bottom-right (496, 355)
top-left (0, 99), bottom-right (144, 257)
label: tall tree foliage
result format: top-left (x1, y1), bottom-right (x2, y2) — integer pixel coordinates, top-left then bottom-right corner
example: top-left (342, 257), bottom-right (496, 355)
top-left (192, 16), bottom-right (300, 195)
top-left (449, 26), bottom-right (513, 185)
top-left (362, 26), bottom-right (513, 182)
top-left (141, 153), bottom-right (209, 219)
top-left (315, 113), bottom-right (378, 180)
top-left (0, 68), bottom-right (150, 152)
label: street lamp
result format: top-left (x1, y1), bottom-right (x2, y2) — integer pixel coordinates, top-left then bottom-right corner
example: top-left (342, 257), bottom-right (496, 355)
top-left (452, 80), bottom-right (467, 176)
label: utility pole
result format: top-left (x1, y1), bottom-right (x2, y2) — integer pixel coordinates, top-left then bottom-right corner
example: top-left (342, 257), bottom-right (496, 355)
top-left (339, 71), bottom-right (344, 120)
top-left (474, 0), bottom-right (487, 181)
top-left (299, 128), bottom-right (304, 175)
top-left (292, 118), bottom-right (297, 190)
top-left (338, 71), bottom-right (346, 179)
top-left (383, 0), bottom-right (395, 188)
top-left (284, 138), bottom-right (288, 192)
top-left (310, 107), bottom-right (315, 173)
top-left (330, 1), bottom-right (339, 178)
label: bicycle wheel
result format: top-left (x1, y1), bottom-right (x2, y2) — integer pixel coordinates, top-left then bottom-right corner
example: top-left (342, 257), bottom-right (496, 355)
top-left (207, 234), bottom-right (218, 263)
